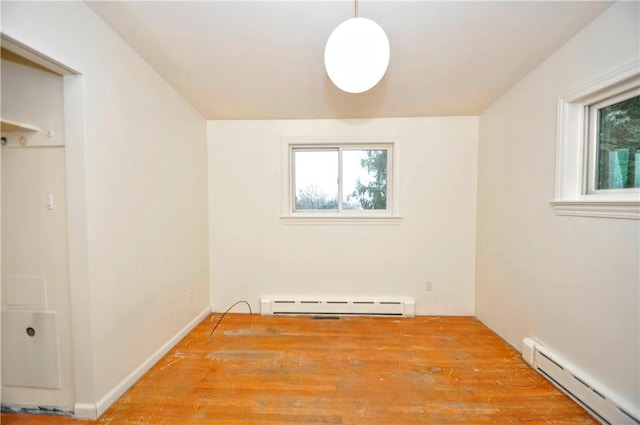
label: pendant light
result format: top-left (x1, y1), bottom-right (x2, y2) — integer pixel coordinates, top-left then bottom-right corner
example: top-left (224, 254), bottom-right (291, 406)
top-left (324, 0), bottom-right (390, 94)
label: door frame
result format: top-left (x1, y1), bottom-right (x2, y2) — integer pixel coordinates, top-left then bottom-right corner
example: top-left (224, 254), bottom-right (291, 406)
top-left (1, 33), bottom-right (96, 419)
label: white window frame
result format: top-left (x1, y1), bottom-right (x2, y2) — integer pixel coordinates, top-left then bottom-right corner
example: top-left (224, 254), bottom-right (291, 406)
top-left (281, 137), bottom-right (402, 225)
top-left (552, 60), bottom-right (640, 220)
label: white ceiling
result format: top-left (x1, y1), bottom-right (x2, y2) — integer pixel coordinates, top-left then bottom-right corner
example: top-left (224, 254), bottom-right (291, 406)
top-left (87, 1), bottom-right (612, 120)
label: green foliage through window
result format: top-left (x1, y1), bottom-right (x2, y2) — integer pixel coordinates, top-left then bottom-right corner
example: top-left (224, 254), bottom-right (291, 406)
top-left (596, 94), bottom-right (640, 189)
top-left (350, 150), bottom-right (387, 210)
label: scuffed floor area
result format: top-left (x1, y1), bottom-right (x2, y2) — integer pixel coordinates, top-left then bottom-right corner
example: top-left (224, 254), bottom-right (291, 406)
top-left (2, 314), bottom-right (597, 424)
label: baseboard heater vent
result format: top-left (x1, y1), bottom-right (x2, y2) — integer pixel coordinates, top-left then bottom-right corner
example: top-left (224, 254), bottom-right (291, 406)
top-left (522, 338), bottom-right (639, 425)
top-left (261, 297), bottom-right (415, 317)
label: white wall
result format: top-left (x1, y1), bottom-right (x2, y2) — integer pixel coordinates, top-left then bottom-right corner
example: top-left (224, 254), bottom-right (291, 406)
top-left (2, 1), bottom-right (209, 416)
top-left (209, 117), bottom-right (478, 316)
top-left (476, 1), bottom-right (639, 415)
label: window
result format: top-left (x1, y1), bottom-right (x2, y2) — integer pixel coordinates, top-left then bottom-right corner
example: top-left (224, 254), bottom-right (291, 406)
top-left (282, 138), bottom-right (401, 224)
top-left (293, 147), bottom-right (388, 212)
top-left (552, 62), bottom-right (640, 219)
top-left (587, 90), bottom-right (640, 192)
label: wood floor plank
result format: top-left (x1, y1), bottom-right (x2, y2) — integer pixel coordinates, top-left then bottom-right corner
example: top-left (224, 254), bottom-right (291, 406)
top-left (2, 314), bottom-right (597, 424)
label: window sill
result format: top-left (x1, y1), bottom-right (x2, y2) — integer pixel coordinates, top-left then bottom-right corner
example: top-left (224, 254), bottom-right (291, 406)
top-left (550, 200), bottom-right (639, 220)
top-left (280, 215), bottom-right (403, 225)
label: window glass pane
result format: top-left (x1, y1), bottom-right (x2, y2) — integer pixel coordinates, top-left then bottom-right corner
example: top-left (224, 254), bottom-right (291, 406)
top-left (343, 149), bottom-right (388, 210)
top-left (294, 150), bottom-right (338, 210)
top-left (596, 94), bottom-right (640, 189)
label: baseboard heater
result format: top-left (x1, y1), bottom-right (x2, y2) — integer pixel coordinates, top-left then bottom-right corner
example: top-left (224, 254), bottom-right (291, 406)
top-left (522, 338), bottom-right (639, 425)
top-left (261, 297), bottom-right (415, 317)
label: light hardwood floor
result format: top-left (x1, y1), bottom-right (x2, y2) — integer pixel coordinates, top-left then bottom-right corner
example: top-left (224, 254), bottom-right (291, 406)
top-left (2, 314), bottom-right (597, 424)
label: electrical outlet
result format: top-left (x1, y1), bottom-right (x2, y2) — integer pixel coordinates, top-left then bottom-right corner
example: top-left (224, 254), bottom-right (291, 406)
top-left (188, 290), bottom-right (194, 304)
top-left (425, 281), bottom-right (433, 291)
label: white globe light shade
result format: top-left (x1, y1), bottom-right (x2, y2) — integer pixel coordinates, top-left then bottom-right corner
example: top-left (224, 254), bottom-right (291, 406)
top-left (324, 17), bottom-right (390, 94)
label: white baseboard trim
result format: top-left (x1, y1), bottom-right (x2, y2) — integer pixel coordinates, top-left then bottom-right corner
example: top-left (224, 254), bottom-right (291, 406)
top-left (73, 403), bottom-right (97, 420)
top-left (75, 307), bottom-right (210, 420)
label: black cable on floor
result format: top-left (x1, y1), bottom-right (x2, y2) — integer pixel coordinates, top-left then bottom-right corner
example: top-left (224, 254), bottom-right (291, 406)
top-left (206, 300), bottom-right (252, 344)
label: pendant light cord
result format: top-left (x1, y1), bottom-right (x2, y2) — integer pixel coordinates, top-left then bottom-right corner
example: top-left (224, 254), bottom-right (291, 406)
top-left (355, 0), bottom-right (358, 17)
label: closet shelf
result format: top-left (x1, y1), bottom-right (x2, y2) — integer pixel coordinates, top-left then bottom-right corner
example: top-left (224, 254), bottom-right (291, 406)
top-left (1, 118), bottom-right (41, 132)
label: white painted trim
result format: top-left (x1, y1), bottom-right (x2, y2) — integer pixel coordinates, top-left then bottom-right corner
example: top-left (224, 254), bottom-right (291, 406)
top-left (553, 60), bottom-right (640, 219)
top-left (63, 73), bottom-right (99, 413)
top-left (281, 215), bottom-right (402, 225)
top-left (561, 61), bottom-right (639, 103)
top-left (89, 307), bottom-right (210, 419)
top-left (73, 403), bottom-right (97, 421)
top-left (551, 200), bottom-right (639, 220)
top-left (0, 33), bottom-right (79, 76)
